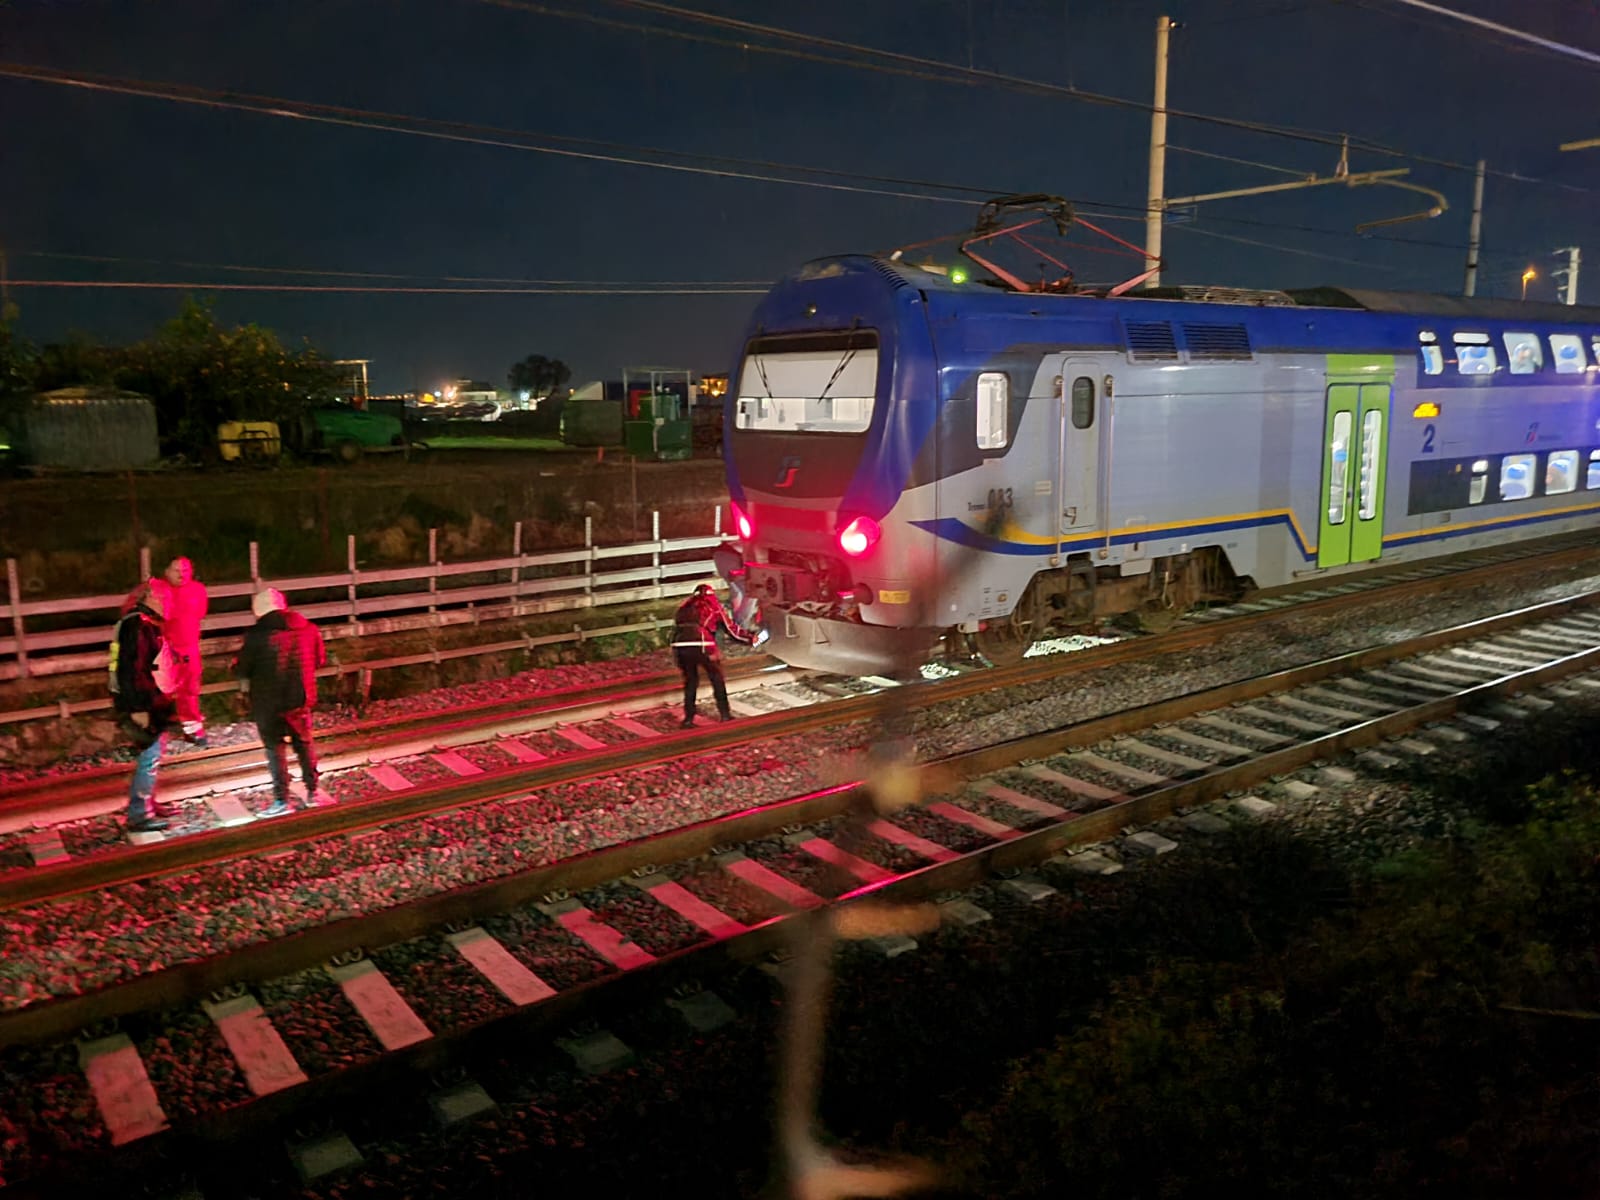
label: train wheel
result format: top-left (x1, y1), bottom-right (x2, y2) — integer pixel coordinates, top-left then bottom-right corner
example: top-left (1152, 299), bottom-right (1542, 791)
top-left (970, 584), bottom-right (1040, 667)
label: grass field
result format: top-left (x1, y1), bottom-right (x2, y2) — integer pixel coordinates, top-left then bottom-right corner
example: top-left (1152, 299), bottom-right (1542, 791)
top-left (412, 435), bottom-right (569, 451)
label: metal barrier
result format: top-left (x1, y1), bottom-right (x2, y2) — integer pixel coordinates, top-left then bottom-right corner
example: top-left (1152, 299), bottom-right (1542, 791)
top-left (2, 508), bottom-right (726, 686)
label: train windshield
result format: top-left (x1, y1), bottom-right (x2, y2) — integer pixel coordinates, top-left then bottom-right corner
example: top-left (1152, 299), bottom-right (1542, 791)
top-left (735, 331), bottom-right (878, 434)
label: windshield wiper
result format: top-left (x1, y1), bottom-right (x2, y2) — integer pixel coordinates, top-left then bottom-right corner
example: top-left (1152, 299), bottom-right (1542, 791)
top-left (814, 347), bottom-right (857, 406)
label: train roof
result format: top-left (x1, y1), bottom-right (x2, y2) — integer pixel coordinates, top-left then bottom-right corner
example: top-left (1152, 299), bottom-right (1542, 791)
top-left (842, 257), bottom-right (1600, 327)
top-left (1282, 286), bottom-right (1600, 324)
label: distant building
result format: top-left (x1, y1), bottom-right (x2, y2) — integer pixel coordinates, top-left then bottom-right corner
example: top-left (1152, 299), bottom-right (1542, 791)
top-left (699, 373), bottom-right (728, 402)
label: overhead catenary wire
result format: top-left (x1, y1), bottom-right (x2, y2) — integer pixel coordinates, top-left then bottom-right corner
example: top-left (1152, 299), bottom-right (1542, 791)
top-left (3, 280), bottom-right (766, 295)
top-left (0, 61), bottom-right (987, 208)
top-left (479, 0), bottom-right (1581, 190)
top-left (12, 250), bottom-right (772, 286)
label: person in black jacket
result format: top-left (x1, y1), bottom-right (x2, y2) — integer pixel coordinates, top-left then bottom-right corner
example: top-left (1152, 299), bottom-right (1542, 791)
top-left (234, 588), bottom-right (329, 817)
top-left (672, 583), bottom-right (762, 728)
top-left (110, 580), bottom-right (178, 833)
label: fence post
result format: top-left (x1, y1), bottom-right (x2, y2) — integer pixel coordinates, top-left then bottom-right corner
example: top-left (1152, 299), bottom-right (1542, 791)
top-left (714, 504), bottom-right (722, 537)
top-left (347, 535), bottom-right (359, 627)
top-left (511, 521), bottom-right (523, 599)
top-left (249, 541), bottom-right (260, 588)
top-left (428, 527), bottom-right (439, 616)
top-left (652, 510), bottom-right (661, 595)
top-left (6, 558), bottom-right (28, 680)
top-left (585, 515), bottom-right (594, 601)
top-left (138, 545), bottom-right (151, 582)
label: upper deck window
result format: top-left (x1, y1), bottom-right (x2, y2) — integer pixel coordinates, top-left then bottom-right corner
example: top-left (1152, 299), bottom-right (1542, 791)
top-left (1502, 332), bottom-right (1543, 374)
top-left (735, 333), bottom-right (878, 434)
top-left (1549, 334), bottom-right (1587, 374)
top-left (1419, 330), bottom-right (1443, 376)
top-left (1453, 332), bottom-right (1497, 376)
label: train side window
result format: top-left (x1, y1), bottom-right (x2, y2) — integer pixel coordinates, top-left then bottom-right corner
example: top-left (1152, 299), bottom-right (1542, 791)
top-left (976, 372), bottom-right (1009, 450)
top-left (1454, 333), bottom-right (1496, 376)
top-left (1546, 450), bottom-right (1579, 495)
top-left (1589, 449), bottom-right (1600, 490)
top-left (1503, 332), bottom-right (1543, 374)
top-left (1357, 409), bottom-right (1382, 520)
top-left (1499, 453), bottom-right (1536, 501)
top-left (1070, 376), bottom-right (1095, 429)
top-left (1550, 334), bottom-right (1586, 374)
top-left (1418, 330), bottom-right (1443, 376)
top-left (1469, 459), bottom-right (1489, 505)
top-left (1327, 410), bottom-right (1351, 525)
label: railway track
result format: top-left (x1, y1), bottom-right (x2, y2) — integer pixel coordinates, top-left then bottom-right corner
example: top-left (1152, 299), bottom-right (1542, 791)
top-left (3, 589), bottom-right (1598, 1196)
top-left (2, 534), bottom-right (1595, 900)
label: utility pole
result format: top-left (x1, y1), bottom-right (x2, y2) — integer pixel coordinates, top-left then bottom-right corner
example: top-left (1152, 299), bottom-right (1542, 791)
top-left (1552, 246), bottom-right (1581, 305)
top-left (1143, 15), bottom-right (1172, 287)
top-left (1463, 159), bottom-right (1485, 297)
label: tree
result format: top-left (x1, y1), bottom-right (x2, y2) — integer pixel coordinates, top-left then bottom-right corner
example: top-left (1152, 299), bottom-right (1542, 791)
top-left (507, 353), bottom-right (571, 401)
top-left (115, 297), bottom-right (345, 457)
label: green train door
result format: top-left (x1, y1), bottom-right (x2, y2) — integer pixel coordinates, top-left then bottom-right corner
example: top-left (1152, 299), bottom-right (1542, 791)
top-left (1318, 356), bottom-right (1393, 568)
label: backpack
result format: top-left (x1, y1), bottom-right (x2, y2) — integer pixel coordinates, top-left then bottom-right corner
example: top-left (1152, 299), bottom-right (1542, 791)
top-left (107, 612), bottom-right (133, 696)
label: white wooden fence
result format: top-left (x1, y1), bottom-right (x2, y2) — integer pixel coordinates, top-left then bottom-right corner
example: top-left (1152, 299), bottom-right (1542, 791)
top-left (2, 509), bottom-right (726, 688)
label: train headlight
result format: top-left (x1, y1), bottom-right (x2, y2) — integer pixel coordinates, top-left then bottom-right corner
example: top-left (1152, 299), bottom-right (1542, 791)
top-left (838, 515), bottom-right (881, 557)
top-left (731, 500), bottom-right (754, 541)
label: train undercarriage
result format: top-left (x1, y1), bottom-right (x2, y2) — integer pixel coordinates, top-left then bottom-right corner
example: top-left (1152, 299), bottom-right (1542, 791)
top-left (723, 542), bottom-right (1250, 675)
top-left (964, 546), bottom-right (1250, 666)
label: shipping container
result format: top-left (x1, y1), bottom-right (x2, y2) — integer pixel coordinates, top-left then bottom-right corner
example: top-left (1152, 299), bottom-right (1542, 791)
top-left (19, 389), bottom-right (159, 470)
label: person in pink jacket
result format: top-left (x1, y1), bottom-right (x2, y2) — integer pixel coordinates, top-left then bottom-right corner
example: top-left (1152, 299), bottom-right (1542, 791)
top-left (161, 556), bottom-right (210, 744)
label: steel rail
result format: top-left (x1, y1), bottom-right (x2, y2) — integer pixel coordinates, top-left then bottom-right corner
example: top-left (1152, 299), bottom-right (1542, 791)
top-left (3, 570), bottom-right (1597, 907)
top-left (9, 595), bottom-right (1600, 1199)
top-left (5, 538), bottom-right (1594, 855)
top-left (0, 654), bottom-right (787, 824)
top-left (2, 588), bottom-right (1595, 1053)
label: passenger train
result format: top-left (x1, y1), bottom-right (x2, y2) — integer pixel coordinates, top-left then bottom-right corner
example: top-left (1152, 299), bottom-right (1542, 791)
top-left (715, 215), bottom-right (1600, 676)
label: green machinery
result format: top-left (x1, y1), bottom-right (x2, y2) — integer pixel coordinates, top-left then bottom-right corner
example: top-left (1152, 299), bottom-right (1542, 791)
top-left (621, 366), bottom-right (693, 461)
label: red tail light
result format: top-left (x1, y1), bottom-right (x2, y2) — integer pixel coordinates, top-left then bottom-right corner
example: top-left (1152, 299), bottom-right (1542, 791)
top-left (731, 501), bottom-right (754, 541)
top-left (837, 515), bottom-right (881, 557)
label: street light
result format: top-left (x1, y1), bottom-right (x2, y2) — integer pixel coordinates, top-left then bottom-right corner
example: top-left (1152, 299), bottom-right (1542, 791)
top-left (1522, 267), bottom-right (1537, 300)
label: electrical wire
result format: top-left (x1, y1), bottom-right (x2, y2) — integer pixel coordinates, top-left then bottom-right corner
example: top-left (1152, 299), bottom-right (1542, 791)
top-left (0, 61), bottom-right (987, 207)
top-left (1168, 144), bottom-right (1314, 177)
top-left (13, 250), bottom-right (772, 286)
top-left (1168, 224), bottom-right (1401, 270)
top-left (1361, 0), bottom-right (1600, 68)
top-left (3, 280), bottom-right (765, 295)
top-left (481, 0), bottom-right (1579, 188)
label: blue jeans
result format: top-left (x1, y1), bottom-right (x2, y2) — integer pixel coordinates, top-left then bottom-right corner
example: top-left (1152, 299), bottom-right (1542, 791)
top-left (127, 731), bottom-right (167, 822)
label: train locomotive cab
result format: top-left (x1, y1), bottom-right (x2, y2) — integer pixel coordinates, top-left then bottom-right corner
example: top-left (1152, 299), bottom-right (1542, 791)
top-left (717, 260), bottom-right (946, 676)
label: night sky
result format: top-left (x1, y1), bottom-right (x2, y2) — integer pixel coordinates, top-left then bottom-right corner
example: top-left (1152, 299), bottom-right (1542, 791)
top-left (4, 0), bottom-right (1599, 393)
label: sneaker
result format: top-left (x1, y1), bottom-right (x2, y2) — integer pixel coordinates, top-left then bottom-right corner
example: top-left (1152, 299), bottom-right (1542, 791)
top-left (260, 799), bottom-right (293, 818)
top-left (126, 816), bottom-right (170, 834)
top-left (718, 710), bottom-right (734, 722)
top-left (679, 717), bottom-right (696, 729)
top-left (305, 788), bottom-right (337, 808)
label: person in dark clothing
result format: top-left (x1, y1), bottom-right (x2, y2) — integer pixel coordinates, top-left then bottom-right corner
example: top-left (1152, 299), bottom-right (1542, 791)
top-left (672, 582), bottom-right (762, 728)
top-left (233, 588), bottom-right (329, 818)
top-left (110, 581), bottom-right (179, 833)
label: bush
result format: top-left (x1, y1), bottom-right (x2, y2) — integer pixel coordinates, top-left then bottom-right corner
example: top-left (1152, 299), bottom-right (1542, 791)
top-left (944, 777), bottom-right (1600, 1198)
